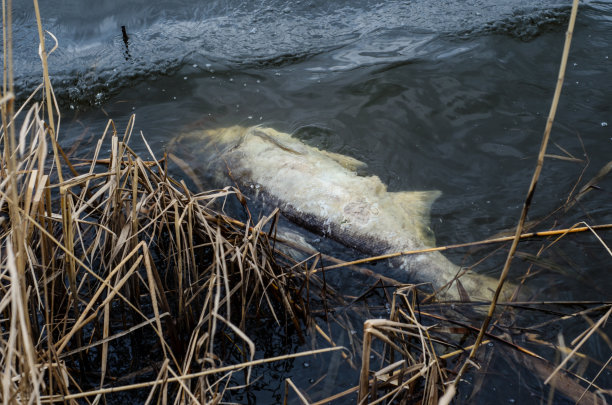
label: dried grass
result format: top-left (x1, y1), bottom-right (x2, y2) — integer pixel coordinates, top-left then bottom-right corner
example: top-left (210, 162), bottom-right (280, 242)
top-left (1, 93), bottom-right (342, 402)
top-left (0, 13), bottom-right (337, 399)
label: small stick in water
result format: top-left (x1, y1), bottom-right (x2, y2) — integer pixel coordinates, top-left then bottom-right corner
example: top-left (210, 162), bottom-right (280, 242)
top-left (121, 26), bottom-right (131, 60)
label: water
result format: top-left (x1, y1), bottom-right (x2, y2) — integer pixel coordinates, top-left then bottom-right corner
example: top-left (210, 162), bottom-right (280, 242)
top-left (9, 0), bottom-right (612, 402)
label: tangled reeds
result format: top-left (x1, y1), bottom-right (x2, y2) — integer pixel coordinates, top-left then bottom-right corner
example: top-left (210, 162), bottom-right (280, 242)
top-left (1, 92), bottom-right (350, 401)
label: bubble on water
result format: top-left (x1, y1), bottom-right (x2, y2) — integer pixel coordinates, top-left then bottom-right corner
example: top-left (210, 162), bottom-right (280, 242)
top-left (303, 362), bottom-right (309, 368)
top-left (173, 96), bottom-right (176, 100)
top-left (602, 122), bottom-right (608, 127)
top-left (256, 79), bottom-right (261, 83)
top-left (229, 78), bottom-right (234, 82)
top-left (70, 104), bottom-right (74, 110)
top-left (183, 76), bottom-right (188, 80)
top-left (205, 63), bottom-right (211, 68)
top-left (193, 64), bottom-right (198, 68)
top-left (248, 116), bottom-right (253, 119)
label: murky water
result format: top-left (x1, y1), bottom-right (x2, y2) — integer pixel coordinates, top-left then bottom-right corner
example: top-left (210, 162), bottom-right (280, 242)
top-left (9, 0), bottom-right (612, 402)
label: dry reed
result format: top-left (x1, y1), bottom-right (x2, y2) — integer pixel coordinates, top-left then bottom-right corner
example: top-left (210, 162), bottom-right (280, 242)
top-left (0, 29), bottom-right (339, 401)
top-left (0, 93), bottom-right (343, 402)
top-left (0, 4), bottom-right (344, 402)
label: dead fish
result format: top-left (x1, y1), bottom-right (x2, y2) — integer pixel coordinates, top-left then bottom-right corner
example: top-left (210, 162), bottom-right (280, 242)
top-left (175, 125), bottom-right (516, 301)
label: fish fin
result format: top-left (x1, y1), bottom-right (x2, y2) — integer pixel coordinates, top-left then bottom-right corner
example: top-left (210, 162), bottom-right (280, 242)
top-left (320, 150), bottom-right (368, 172)
top-left (251, 128), bottom-right (303, 155)
top-left (392, 190), bottom-right (441, 218)
top-left (392, 190), bottom-right (441, 245)
top-left (455, 279), bottom-right (471, 302)
top-left (251, 126), bottom-right (368, 171)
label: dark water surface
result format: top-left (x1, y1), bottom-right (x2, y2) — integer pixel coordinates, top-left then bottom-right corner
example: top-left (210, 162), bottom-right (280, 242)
top-left (10, 0), bottom-right (612, 403)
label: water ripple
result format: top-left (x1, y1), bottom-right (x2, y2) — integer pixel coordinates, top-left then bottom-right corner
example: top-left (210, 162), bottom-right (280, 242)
top-left (6, 0), bottom-right (586, 105)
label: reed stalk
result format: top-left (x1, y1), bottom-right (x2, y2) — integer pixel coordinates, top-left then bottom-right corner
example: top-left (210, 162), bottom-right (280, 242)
top-left (441, 1), bottom-right (582, 402)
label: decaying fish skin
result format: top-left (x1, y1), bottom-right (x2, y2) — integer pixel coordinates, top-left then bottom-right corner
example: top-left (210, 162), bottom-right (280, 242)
top-left (176, 125), bottom-right (514, 301)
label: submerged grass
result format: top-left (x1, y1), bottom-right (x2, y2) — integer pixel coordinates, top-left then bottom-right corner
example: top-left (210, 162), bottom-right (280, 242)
top-left (2, 1), bottom-right (611, 404)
